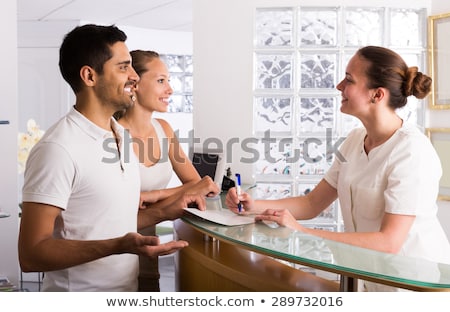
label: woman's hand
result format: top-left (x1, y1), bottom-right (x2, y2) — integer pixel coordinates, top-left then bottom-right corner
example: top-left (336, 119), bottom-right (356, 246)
top-left (255, 209), bottom-right (305, 231)
top-left (186, 176), bottom-right (220, 197)
top-left (139, 190), bottom-right (162, 209)
top-left (225, 187), bottom-right (255, 214)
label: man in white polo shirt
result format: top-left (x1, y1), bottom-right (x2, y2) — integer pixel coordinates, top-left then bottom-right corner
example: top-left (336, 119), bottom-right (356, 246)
top-left (18, 24), bottom-right (203, 291)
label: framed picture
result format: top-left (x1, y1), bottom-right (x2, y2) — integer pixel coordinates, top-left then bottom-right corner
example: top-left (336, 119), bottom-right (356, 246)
top-left (428, 13), bottom-right (450, 109)
top-left (426, 128), bottom-right (450, 200)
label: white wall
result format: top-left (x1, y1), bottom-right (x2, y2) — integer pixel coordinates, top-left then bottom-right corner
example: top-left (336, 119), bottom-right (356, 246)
top-left (0, 0), bottom-right (19, 286)
top-left (120, 25), bottom-right (192, 54)
top-left (18, 21), bottom-right (78, 133)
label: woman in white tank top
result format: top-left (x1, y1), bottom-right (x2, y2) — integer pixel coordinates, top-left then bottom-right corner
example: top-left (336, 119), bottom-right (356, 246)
top-left (116, 50), bottom-right (219, 291)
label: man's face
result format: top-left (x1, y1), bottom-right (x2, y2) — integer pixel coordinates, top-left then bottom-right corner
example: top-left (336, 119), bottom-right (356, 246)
top-left (94, 41), bottom-right (139, 112)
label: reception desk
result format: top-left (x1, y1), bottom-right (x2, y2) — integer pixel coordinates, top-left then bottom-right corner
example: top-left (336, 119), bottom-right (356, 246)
top-left (174, 197), bottom-right (450, 292)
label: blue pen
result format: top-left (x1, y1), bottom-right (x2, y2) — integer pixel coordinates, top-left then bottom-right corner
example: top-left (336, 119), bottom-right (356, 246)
top-left (235, 173), bottom-right (243, 213)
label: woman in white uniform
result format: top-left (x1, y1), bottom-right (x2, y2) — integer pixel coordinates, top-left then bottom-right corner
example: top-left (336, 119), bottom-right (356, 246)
top-left (116, 50), bottom-right (219, 291)
top-left (226, 46), bottom-right (450, 290)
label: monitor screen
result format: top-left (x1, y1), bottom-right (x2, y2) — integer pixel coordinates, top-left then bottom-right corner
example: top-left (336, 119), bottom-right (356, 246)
top-left (192, 153), bottom-right (219, 180)
top-left (190, 148), bottom-right (226, 187)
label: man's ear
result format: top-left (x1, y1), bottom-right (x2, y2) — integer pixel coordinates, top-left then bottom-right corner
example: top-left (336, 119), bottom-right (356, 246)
top-left (80, 66), bottom-right (95, 86)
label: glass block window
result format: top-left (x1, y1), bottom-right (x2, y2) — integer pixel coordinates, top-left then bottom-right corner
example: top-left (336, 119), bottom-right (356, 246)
top-left (253, 6), bottom-right (427, 229)
top-left (254, 96), bottom-right (292, 136)
top-left (297, 138), bottom-right (333, 176)
top-left (254, 138), bottom-right (293, 177)
top-left (389, 8), bottom-right (426, 47)
top-left (344, 7), bottom-right (384, 46)
top-left (255, 53), bottom-right (294, 89)
top-left (255, 8), bottom-right (293, 47)
top-left (299, 52), bottom-right (338, 89)
top-left (298, 97), bottom-right (337, 135)
top-left (160, 54), bottom-right (193, 113)
top-left (298, 8), bottom-right (338, 47)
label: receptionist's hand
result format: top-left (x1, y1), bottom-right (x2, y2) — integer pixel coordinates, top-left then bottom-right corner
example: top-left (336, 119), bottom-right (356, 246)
top-left (255, 209), bottom-right (304, 232)
top-left (225, 187), bottom-right (255, 214)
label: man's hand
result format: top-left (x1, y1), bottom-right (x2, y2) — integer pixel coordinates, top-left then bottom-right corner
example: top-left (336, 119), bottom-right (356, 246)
top-left (120, 232), bottom-right (188, 258)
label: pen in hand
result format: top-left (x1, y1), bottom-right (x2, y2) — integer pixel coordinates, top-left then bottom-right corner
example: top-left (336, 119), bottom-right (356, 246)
top-left (235, 173), bottom-right (243, 213)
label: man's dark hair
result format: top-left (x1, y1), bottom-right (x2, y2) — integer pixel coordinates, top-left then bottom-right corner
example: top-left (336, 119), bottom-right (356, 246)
top-left (59, 24), bottom-right (127, 93)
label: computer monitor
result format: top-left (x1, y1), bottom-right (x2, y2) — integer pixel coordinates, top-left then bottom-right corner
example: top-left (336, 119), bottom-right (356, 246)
top-left (190, 147), bottom-right (227, 188)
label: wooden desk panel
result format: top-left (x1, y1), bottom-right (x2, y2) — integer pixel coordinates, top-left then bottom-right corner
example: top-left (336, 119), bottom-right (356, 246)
top-left (174, 219), bottom-right (339, 292)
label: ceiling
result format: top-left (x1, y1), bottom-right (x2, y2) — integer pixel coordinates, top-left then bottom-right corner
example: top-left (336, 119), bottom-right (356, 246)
top-left (17, 0), bottom-right (193, 32)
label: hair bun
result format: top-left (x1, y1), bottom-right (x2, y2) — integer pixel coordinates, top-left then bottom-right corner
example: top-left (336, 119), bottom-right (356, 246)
top-left (404, 67), bottom-right (431, 99)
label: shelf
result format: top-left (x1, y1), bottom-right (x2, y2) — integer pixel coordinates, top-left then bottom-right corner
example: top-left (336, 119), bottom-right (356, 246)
top-left (0, 212), bottom-right (11, 218)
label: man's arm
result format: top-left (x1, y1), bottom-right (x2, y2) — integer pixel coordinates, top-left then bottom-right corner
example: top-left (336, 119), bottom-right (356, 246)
top-left (19, 202), bottom-right (187, 272)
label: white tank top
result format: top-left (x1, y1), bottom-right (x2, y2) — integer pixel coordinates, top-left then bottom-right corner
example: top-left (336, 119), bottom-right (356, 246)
top-left (138, 119), bottom-right (173, 191)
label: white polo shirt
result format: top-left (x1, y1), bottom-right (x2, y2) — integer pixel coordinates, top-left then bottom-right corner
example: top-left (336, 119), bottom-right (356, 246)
top-left (23, 107), bottom-right (141, 291)
top-left (324, 123), bottom-right (450, 264)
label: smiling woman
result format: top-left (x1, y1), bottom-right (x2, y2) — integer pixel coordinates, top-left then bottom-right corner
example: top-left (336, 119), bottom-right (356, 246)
top-left (114, 49), bottom-right (216, 292)
top-left (250, 6), bottom-right (431, 242)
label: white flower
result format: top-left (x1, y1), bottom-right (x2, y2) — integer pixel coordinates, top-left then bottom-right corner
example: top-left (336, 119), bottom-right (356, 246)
top-left (18, 119), bottom-right (45, 174)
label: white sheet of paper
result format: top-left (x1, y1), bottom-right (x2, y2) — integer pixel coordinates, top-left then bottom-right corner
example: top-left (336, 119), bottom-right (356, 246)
top-left (183, 208), bottom-right (255, 226)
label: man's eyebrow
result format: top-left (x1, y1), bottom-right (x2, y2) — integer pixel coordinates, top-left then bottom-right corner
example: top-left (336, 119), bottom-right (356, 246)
top-left (116, 60), bottom-right (132, 65)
